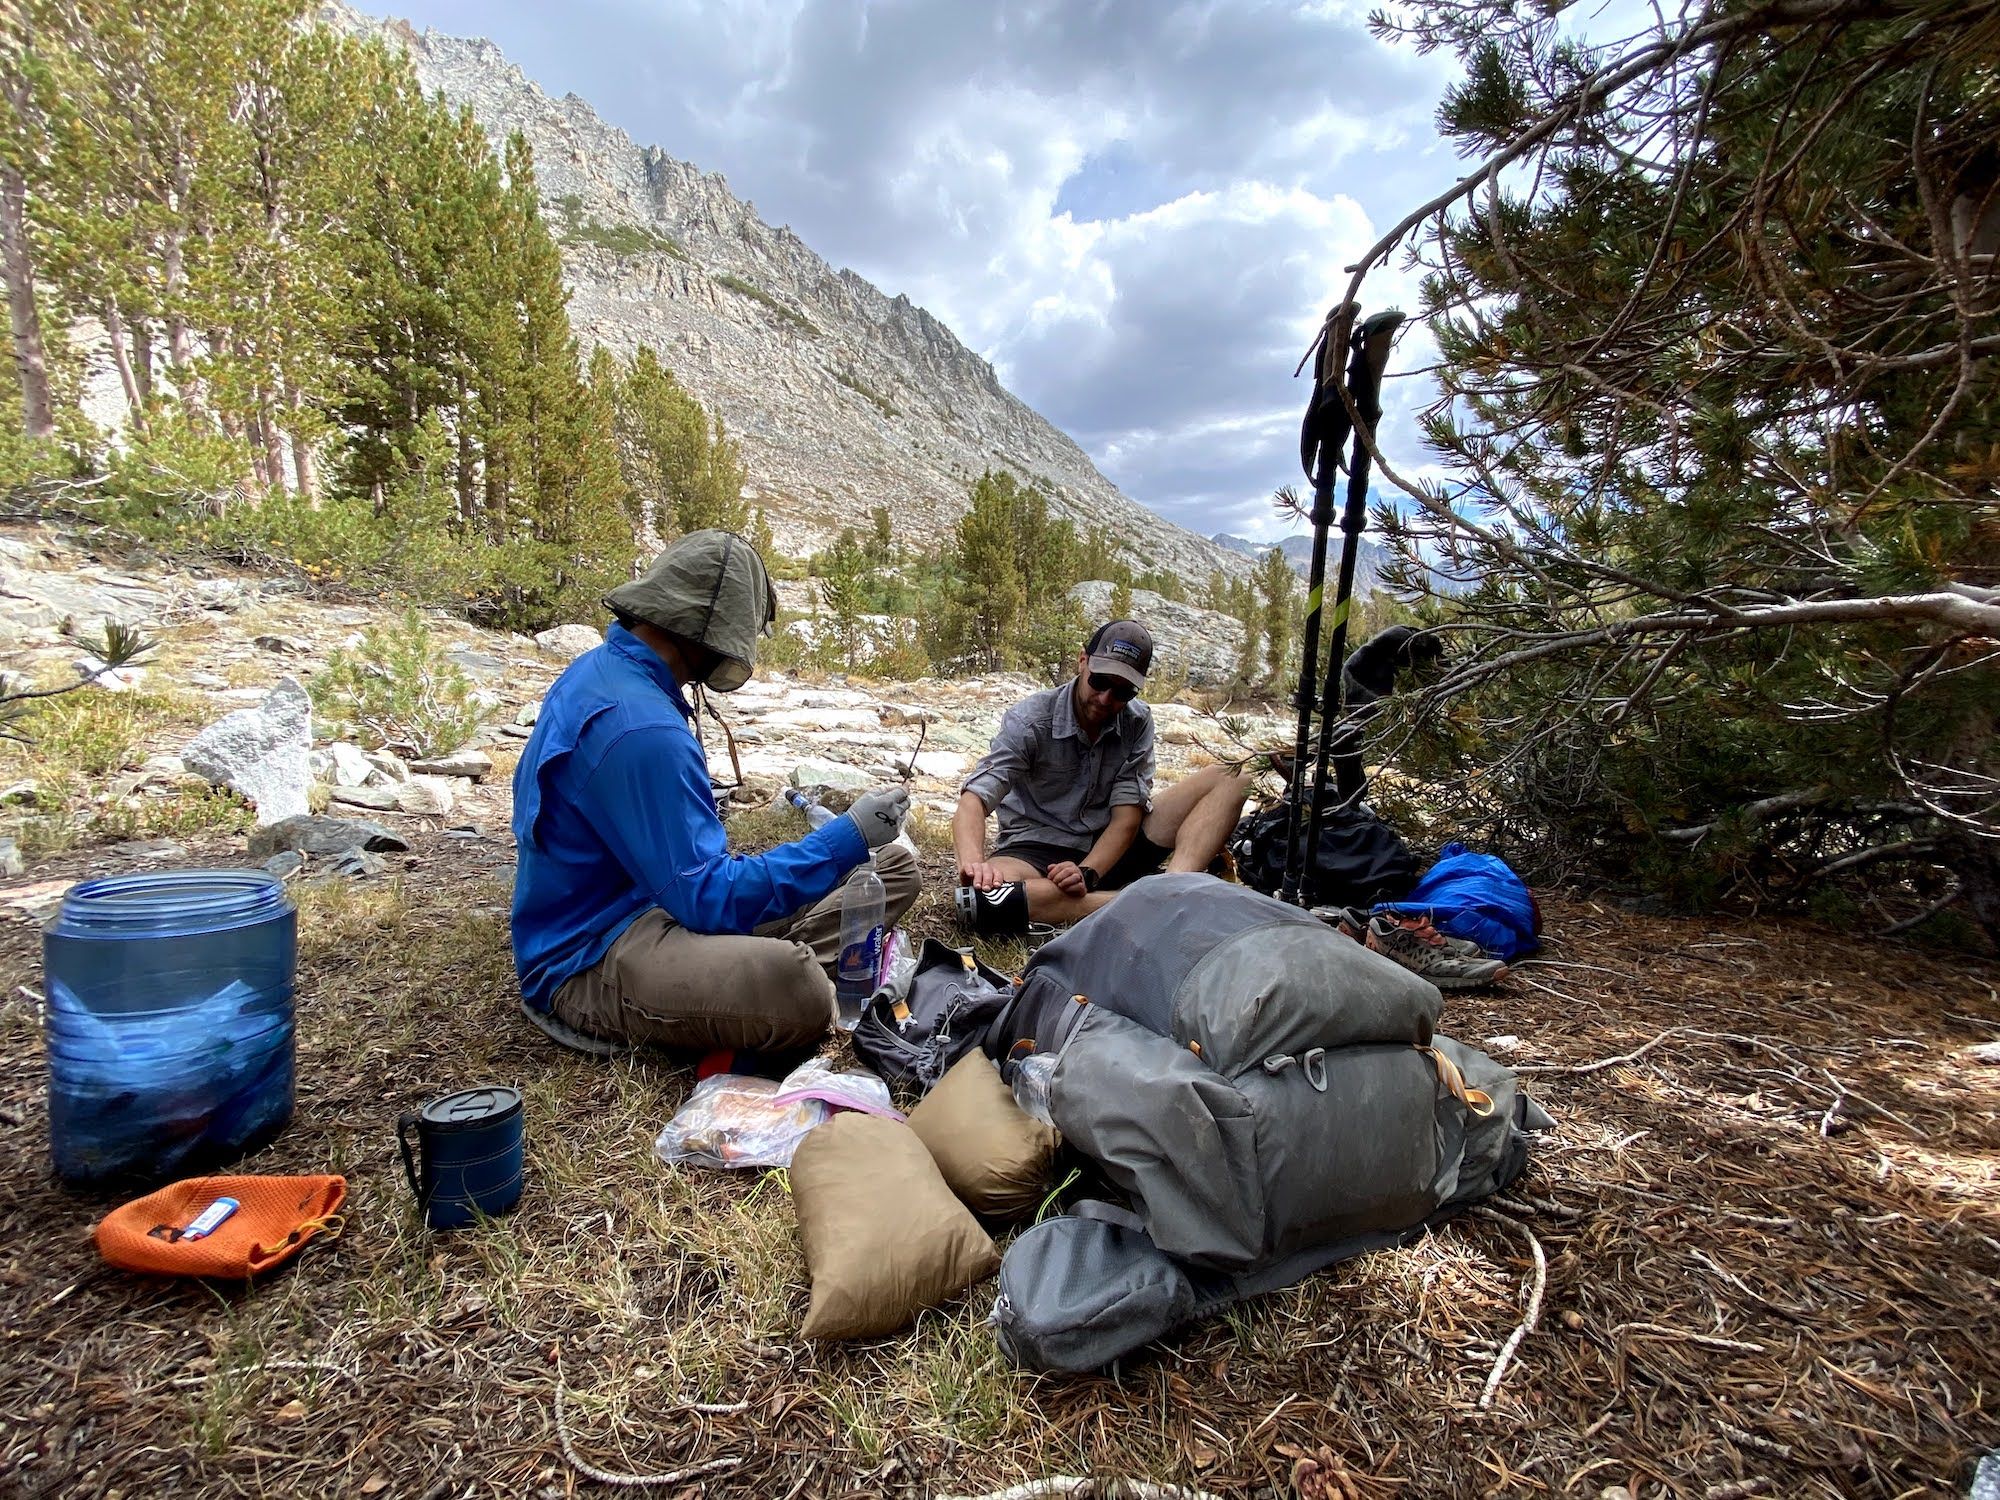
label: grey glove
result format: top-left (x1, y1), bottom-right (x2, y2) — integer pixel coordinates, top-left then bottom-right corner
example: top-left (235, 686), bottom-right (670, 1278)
top-left (843, 786), bottom-right (910, 851)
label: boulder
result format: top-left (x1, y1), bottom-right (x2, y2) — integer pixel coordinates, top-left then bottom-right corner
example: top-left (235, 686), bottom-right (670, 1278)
top-left (327, 742), bottom-right (375, 788)
top-left (533, 624), bottom-right (601, 659)
top-left (182, 677), bottom-right (313, 825)
top-left (409, 750), bottom-right (492, 780)
top-left (248, 814), bottom-right (410, 859)
top-left (262, 850), bottom-right (304, 880)
top-left (0, 561), bottom-right (161, 640)
top-left (364, 750), bottom-right (410, 784)
top-left (515, 699), bottom-right (540, 726)
top-left (787, 757), bottom-right (873, 796)
top-left (322, 847), bottom-right (387, 880)
top-left (448, 647), bottom-right (506, 677)
top-left (329, 783), bottom-right (399, 812)
top-left (72, 655), bottom-right (146, 692)
top-left (0, 838), bottom-right (21, 879)
top-left (394, 775), bottom-right (456, 816)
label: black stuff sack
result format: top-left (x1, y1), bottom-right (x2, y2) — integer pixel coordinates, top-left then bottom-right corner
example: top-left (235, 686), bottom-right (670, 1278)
top-left (852, 939), bottom-right (1016, 1094)
top-left (1230, 802), bottom-right (1420, 909)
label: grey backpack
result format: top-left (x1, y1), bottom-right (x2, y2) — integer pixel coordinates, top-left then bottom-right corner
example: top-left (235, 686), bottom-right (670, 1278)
top-left (984, 874), bottom-right (1550, 1370)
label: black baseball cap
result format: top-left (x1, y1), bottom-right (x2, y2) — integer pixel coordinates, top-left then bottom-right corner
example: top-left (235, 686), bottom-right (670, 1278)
top-left (1085, 619), bottom-right (1153, 690)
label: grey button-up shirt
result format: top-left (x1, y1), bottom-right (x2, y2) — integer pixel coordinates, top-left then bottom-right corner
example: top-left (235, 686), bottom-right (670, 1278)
top-left (961, 681), bottom-right (1156, 856)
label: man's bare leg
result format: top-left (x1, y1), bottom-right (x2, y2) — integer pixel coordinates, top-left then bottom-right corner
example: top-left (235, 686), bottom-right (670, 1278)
top-left (1143, 764), bottom-right (1258, 873)
top-left (984, 855), bottom-right (1120, 924)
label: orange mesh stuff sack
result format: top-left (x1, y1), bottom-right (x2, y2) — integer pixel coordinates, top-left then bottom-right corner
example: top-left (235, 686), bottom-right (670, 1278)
top-left (94, 1175), bottom-right (346, 1278)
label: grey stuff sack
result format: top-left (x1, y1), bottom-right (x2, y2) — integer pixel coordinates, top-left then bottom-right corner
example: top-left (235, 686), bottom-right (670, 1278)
top-left (989, 1209), bottom-right (1196, 1375)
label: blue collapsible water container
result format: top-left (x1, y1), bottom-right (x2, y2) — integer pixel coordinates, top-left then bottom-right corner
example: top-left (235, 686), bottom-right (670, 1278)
top-left (44, 870), bottom-right (297, 1188)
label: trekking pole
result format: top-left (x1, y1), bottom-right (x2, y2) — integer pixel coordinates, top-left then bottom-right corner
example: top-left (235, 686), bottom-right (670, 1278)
top-left (1278, 304), bottom-right (1357, 907)
top-left (1300, 310), bottom-right (1404, 892)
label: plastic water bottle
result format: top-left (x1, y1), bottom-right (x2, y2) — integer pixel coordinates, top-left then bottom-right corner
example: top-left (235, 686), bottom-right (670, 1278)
top-left (786, 787), bottom-right (836, 830)
top-left (834, 856), bottom-right (885, 1029)
top-left (45, 870), bottom-right (297, 1188)
top-left (1009, 1052), bottom-right (1058, 1127)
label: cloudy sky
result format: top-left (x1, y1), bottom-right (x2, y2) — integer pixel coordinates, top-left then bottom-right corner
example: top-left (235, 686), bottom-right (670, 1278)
top-left (381, 0), bottom-right (1469, 543)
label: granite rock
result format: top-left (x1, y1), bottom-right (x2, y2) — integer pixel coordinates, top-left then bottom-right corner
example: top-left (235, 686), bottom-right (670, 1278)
top-left (248, 814), bottom-right (411, 859)
top-left (181, 677), bottom-right (314, 824)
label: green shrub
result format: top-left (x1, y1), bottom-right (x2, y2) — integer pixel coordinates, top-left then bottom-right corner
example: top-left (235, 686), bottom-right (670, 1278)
top-left (561, 218), bottom-right (686, 258)
top-left (0, 429), bottom-right (74, 500)
top-left (713, 274), bottom-right (819, 337)
top-left (105, 409), bottom-right (253, 510)
top-left (308, 609), bottom-right (481, 757)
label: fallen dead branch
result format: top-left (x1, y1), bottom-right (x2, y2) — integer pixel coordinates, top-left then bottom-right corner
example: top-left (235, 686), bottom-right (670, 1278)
top-left (1473, 1207), bottom-right (1547, 1411)
top-left (553, 1350), bottom-right (747, 1489)
top-left (941, 1481), bottom-right (1227, 1500)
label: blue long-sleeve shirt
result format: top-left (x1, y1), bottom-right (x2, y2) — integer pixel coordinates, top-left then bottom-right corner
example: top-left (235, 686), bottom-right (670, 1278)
top-left (510, 623), bottom-right (866, 1009)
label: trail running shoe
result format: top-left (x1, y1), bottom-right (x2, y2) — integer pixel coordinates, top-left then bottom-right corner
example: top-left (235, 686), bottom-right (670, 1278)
top-left (1364, 915), bottom-right (1509, 990)
top-left (1311, 905), bottom-right (1372, 941)
top-left (1383, 911), bottom-right (1488, 960)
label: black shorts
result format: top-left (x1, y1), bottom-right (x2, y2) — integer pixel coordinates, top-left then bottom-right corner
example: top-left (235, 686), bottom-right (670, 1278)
top-left (990, 832), bottom-right (1171, 891)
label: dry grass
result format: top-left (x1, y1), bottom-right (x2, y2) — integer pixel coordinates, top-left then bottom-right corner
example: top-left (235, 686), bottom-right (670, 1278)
top-left (0, 681), bottom-right (240, 853)
top-left (1, 833), bottom-right (1998, 1498)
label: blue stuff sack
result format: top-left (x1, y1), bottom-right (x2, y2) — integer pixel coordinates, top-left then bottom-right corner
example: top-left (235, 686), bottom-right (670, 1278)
top-left (1378, 842), bottom-right (1541, 961)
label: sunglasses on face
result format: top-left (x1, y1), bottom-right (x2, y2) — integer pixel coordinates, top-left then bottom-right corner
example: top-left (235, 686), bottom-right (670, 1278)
top-left (1087, 672), bottom-right (1139, 703)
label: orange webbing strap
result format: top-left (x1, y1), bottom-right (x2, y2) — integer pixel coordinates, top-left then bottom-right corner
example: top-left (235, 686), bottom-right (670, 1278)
top-left (96, 1175), bottom-right (348, 1278)
top-left (1421, 1047), bottom-right (1495, 1117)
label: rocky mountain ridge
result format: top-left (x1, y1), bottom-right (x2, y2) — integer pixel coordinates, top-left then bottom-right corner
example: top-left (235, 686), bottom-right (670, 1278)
top-left (321, 4), bottom-right (1253, 587)
top-left (1212, 531), bottom-right (1390, 594)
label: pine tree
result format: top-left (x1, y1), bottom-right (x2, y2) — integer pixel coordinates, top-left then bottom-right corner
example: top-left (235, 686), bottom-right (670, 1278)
top-left (609, 344), bottom-right (746, 538)
top-left (1109, 577), bottom-right (1133, 624)
top-left (1366, 0), bottom-right (2000, 930)
top-left (817, 528), bottom-right (869, 669)
top-left (1256, 545), bottom-right (1296, 686)
top-left (1231, 578), bottom-right (1261, 685)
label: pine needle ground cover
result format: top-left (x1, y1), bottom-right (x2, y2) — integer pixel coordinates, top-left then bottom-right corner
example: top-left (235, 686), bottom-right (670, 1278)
top-left (0, 833), bottom-right (1996, 1498)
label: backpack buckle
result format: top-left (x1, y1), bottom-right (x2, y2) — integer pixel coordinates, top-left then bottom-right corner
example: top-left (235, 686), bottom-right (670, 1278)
top-left (1302, 1048), bottom-right (1328, 1092)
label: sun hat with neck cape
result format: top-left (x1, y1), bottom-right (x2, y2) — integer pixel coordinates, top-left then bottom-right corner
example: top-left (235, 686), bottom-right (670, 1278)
top-left (603, 529), bottom-right (778, 692)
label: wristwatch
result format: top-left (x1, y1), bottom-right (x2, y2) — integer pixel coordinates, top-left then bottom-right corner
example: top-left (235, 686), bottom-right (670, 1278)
top-left (1079, 865), bottom-right (1102, 893)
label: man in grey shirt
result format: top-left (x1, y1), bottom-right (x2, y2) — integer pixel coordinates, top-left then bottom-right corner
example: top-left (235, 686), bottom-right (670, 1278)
top-left (953, 619), bottom-right (1257, 924)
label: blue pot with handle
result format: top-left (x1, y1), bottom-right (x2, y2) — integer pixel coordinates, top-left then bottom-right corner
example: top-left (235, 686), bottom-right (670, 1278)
top-left (398, 1085), bottom-right (524, 1230)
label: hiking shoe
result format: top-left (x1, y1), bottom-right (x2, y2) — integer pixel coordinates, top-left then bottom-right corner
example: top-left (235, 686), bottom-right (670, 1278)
top-left (1310, 905), bottom-right (1371, 941)
top-left (1383, 911), bottom-right (1488, 960)
top-left (1364, 915), bottom-right (1509, 990)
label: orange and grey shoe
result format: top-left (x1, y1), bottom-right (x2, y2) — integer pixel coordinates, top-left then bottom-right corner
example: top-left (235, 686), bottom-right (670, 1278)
top-left (1383, 911), bottom-right (1488, 960)
top-left (1310, 905), bottom-right (1372, 941)
top-left (1364, 915), bottom-right (1509, 990)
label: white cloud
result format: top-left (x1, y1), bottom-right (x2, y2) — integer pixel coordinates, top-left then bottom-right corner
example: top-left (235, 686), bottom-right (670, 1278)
top-left (386, 0), bottom-right (1460, 538)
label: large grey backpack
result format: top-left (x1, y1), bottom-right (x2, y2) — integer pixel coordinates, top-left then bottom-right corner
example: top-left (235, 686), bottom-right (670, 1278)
top-left (983, 874), bottom-right (1549, 1371)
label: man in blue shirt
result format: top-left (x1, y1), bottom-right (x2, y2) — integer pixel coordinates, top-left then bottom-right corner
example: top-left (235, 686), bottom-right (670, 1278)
top-left (511, 530), bottom-right (920, 1054)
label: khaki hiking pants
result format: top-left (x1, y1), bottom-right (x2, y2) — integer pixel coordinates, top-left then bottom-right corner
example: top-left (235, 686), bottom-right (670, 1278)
top-left (550, 844), bottom-right (922, 1052)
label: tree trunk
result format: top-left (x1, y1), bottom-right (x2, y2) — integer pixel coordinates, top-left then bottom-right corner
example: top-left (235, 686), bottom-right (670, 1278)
top-left (161, 160), bottom-right (199, 411)
top-left (218, 407), bottom-right (260, 500)
top-left (285, 384), bottom-right (316, 502)
top-left (258, 389), bottom-right (286, 498)
top-left (0, 161), bottom-right (55, 440)
top-left (131, 318), bottom-right (153, 402)
top-left (102, 301), bottom-right (148, 434)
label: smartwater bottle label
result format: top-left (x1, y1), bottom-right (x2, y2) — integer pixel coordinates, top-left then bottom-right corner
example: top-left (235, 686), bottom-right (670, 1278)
top-left (836, 928), bottom-right (882, 995)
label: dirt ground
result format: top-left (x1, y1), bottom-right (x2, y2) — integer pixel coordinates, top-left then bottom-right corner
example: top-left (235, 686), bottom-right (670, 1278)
top-left (2, 829), bottom-right (1998, 1500)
